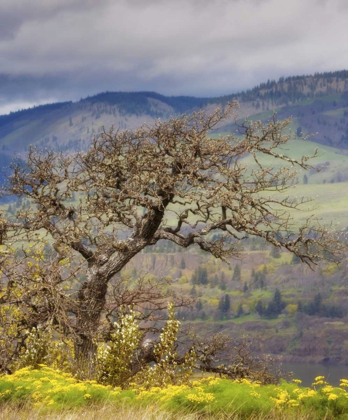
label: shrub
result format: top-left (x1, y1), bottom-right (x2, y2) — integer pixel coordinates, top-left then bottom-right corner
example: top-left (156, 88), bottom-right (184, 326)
top-left (96, 309), bottom-right (141, 387)
top-left (133, 302), bottom-right (196, 389)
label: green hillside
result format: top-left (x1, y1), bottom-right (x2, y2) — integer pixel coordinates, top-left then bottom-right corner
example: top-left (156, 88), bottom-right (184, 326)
top-left (1, 70), bottom-right (348, 157)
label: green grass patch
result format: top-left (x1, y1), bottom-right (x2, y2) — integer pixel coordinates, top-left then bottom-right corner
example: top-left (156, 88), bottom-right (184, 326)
top-left (322, 107), bottom-right (348, 118)
top-left (229, 313), bottom-right (259, 324)
top-left (0, 366), bottom-right (128, 411)
top-left (251, 289), bottom-right (273, 299)
top-left (2, 368), bottom-right (348, 419)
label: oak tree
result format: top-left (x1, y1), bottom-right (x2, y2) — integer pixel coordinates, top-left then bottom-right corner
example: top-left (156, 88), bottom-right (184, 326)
top-left (0, 102), bottom-right (343, 366)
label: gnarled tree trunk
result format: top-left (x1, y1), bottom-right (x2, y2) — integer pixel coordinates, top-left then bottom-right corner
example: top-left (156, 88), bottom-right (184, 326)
top-left (75, 267), bottom-right (108, 375)
top-left (73, 244), bottom-right (150, 373)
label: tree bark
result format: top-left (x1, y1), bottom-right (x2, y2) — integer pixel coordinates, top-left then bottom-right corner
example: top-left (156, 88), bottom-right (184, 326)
top-left (73, 246), bottom-right (147, 371)
top-left (73, 206), bottom-right (168, 372)
top-left (75, 266), bottom-right (108, 375)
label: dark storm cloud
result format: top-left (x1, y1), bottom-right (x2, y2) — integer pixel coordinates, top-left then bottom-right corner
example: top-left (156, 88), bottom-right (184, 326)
top-left (0, 0), bottom-right (347, 114)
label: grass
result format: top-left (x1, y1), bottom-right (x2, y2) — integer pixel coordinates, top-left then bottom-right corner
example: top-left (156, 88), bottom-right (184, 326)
top-left (322, 107), bottom-right (348, 118)
top-left (0, 119), bottom-right (44, 148)
top-left (0, 404), bottom-right (316, 419)
top-left (0, 403), bottom-right (194, 420)
top-left (251, 290), bottom-right (273, 299)
top-left (280, 182), bottom-right (348, 226)
top-left (227, 314), bottom-right (258, 324)
top-left (240, 135), bottom-right (348, 225)
top-left (2, 367), bottom-right (348, 419)
top-left (242, 138), bottom-right (348, 169)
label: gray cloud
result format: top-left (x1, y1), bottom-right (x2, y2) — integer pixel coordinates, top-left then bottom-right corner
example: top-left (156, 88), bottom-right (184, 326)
top-left (0, 0), bottom-right (347, 113)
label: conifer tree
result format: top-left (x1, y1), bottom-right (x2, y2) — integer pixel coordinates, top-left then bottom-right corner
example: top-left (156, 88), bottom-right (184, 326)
top-left (237, 302), bottom-right (244, 317)
top-left (232, 264), bottom-right (241, 281)
top-left (271, 246), bottom-right (281, 259)
top-left (255, 300), bottom-right (264, 317)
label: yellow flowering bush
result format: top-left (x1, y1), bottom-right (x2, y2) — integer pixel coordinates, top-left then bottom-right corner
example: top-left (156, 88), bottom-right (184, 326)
top-left (0, 242), bottom-right (75, 373)
top-left (0, 365), bottom-right (124, 410)
top-left (134, 377), bottom-right (219, 412)
top-left (133, 302), bottom-right (196, 389)
top-left (96, 308), bottom-right (141, 386)
top-left (96, 303), bottom-right (195, 388)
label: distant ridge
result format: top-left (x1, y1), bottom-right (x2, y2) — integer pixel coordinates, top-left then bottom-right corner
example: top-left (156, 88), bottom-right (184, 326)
top-left (215, 69), bottom-right (348, 105)
top-left (80, 91), bottom-right (209, 115)
top-left (0, 101), bottom-right (72, 128)
top-left (0, 70), bottom-right (348, 154)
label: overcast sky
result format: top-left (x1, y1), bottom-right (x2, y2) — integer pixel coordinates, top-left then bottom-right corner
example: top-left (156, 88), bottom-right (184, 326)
top-left (0, 0), bottom-right (347, 114)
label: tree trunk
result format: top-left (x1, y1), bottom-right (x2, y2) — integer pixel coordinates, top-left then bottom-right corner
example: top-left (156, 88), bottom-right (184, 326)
top-left (74, 266), bottom-right (108, 377)
top-left (72, 210), bottom-right (166, 376)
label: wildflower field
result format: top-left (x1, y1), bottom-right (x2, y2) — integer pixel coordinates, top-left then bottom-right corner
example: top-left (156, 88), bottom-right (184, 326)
top-left (1, 366), bottom-right (348, 419)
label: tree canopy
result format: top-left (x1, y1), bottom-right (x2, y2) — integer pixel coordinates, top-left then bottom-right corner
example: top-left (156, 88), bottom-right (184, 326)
top-left (0, 102), bottom-right (344, 367)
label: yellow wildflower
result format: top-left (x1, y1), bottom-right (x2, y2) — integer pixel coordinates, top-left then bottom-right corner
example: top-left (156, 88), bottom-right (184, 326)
top-left (312, 380), bottom-right (325, 386)
top-left (250, 391), bottom-right (261, 398)
top-left (187, 391), bottom-right (215, 404)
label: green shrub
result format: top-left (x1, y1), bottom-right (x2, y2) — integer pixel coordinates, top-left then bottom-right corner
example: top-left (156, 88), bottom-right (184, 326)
top-left (96, 309), bottom-right (141, 386)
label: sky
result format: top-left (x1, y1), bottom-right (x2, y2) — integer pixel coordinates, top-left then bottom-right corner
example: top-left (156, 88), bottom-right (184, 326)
top-left (0, 0), bottom-right (347, 114)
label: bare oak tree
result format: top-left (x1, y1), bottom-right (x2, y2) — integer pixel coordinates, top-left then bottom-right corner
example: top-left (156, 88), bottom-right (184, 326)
top-left (1, 102), bottom-right (343, 364)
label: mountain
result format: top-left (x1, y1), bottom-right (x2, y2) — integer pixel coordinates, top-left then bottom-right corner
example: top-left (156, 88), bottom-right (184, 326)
top-left (1, 70), bottom-right (348, 157)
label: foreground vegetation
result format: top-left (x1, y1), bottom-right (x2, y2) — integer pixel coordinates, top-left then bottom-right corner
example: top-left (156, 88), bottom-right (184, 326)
top-left (1, 366), bottom-right (348, 419)
top-left (0, 405), bottom-right (319, 420)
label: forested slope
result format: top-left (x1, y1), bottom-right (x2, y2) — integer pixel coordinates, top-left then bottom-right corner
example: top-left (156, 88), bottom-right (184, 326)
top-left (1, 70), bottom-right (348, 157)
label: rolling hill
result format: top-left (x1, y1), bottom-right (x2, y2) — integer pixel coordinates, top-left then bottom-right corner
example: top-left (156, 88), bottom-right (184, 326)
top-left (1, 70), bottom-right (348, 157)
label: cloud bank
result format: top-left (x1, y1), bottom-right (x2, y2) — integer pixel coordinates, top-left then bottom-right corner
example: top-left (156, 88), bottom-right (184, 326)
top-left (0, 0), bottom-right (347, 113)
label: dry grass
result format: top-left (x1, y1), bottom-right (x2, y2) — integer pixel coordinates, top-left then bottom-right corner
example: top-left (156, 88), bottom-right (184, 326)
top-left (0, 403), bottom-right (316, 420)
top-left (0, 404), bottom-right (193, 420)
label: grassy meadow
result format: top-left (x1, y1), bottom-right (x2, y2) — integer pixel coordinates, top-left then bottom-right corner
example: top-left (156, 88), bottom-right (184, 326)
top-left (2, 366), bottom-right (348, 419)
top-left (242, 137), bottom-right (348, 226)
